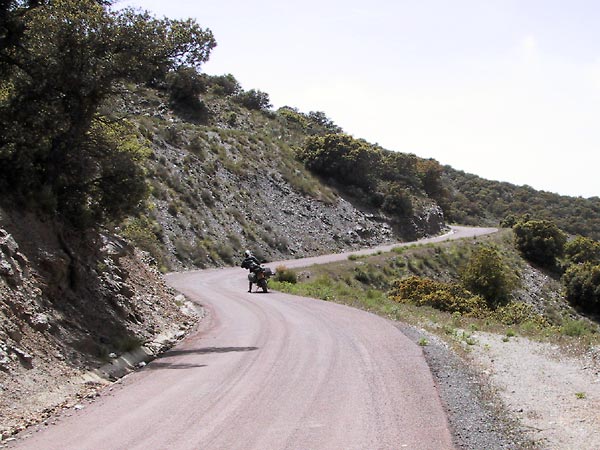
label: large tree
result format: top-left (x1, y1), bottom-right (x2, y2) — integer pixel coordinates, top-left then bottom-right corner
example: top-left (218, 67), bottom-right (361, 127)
top-left (0, 0), bottom-right (216, 226)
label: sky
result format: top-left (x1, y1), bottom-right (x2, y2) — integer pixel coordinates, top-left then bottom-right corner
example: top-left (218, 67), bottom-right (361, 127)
top-left (117, 0), bottom-right (600, 198)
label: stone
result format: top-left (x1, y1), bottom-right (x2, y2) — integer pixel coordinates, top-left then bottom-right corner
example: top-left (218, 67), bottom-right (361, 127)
top-left (29, 314), bottom-right (51, 332)
top-left (0, 260), bottom-right (13, 277)
top-left (12, 347), bottom-right (33, 362)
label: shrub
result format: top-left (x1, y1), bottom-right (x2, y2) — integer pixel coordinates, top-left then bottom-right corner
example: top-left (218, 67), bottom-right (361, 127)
top-left (560, 318), bottom-right (593, 337)
top-left (235, 89), bottom-right (271, 110)
top-left (278, 107), bottom-right (308, 129)
top-left (354, 265), bottom-right (386, 287)
top-left (208, 73), bottom-right (241, 96)
top-left (121, 216), bottom-right (164, 263)
top-left (274, 265), bottom-right (297, 284)
top-left (491, 302), bottom-right (548, 326)
top-left (166, 67), bottom-right (206, 107)
top-left (382, 184), bottom-right (413, 217)
top-left (563, 262), bottom-right (600, 314)
top-left (460, 245), bottom-right (516, 308)
top-left (564, 235), bottom-right (600, 266)
top-left (513, 219), bottom-right (566, 268)
top-left (388, 276), bottom-right (488, 316)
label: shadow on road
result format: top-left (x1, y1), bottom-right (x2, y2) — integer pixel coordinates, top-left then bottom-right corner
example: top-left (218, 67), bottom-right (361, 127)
top-left (146, 347), bottom-right (259, 370)
top-left (147, 362), bottom-right (208, 370)
top-left (163, 346), bottom-right (259, 356)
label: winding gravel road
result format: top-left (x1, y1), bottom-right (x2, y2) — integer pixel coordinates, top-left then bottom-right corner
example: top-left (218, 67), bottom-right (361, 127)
top-left (12, 226), bottom-right (496, 450)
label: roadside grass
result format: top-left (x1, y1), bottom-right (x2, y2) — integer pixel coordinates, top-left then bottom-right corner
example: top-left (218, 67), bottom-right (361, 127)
top-left (271, 230), bottom-right (600, 352)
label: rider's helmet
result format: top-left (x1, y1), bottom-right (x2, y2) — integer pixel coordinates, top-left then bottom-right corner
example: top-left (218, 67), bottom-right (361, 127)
top-left (244, 250), bottom-right (251, 257)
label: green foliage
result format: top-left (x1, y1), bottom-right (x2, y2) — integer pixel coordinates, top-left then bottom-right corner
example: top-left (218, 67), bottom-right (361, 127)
top-left (276, 108), bottom-right (342, 135)
top-left (208, 74), bottom-right (241, 96)
top-left (306, 111), bottom-right (342, 135)
top-left (460, 245), bottom-right (516, 307)
top-left (563, 263), bottom-right (600, 314)
top-left (564, 236), bottom-right (600, 265)
top-left (298, 134), bottom-right (380, 190)
top-left (235, 89), bottom-right (271, 111)
top-left (381, 183), bottom-right (413, 217)
top-left (388, 276), bottom-right (488, 316)
top-left (490, 302), bottom-right (548, 327)
top-left (443, 168), bottom-right (600, 241)
top-left (416, 159), bottom-right (447, 202)
top-left (560, 318), bottom-right (594, 337)
top-left (166, 67), bottom-right (208, 120)
top-left (274, 265), bottom-right (297, 284)
top-left (297, 133), bottom-right (443, 222)
top-left (278, 107), bottom-right (309, 129)
top-left (513, 220), bottom-right (566, 268)
top-left (121, 215), bottom-right (164, 263)
top-left (354, 265), bottom-right (386, 288)
top-left (0, 0), bottom-right (215, 226)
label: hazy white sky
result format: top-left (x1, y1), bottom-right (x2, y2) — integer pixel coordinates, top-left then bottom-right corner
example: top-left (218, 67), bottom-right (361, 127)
top-left (118, 0), bottom-right (600, 198)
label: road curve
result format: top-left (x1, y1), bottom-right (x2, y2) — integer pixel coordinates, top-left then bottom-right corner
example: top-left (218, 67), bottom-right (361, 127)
top-left (13, 226), bottom-right (496, 450)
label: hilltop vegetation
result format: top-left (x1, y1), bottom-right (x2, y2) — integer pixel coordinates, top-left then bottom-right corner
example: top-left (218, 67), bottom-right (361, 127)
top-left (442, 168), bottom-right (600, 240)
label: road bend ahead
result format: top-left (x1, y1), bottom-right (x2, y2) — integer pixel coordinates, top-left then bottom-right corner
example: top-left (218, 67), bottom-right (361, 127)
top-left (14, 226), bottom-right (496, 450)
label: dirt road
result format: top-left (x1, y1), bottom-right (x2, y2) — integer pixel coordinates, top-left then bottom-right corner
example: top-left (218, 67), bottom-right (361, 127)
top-left (11, 226), bottom-right (496, 450)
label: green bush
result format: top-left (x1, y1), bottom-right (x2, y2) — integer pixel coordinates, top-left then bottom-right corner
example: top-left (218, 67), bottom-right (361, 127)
top-left (208, 74), bottom-right (241, 96)
top-left (382, 184), bottom-right (414, 217)
top-left (274, 265), bottom-right (297, 284)
top-left (513, 219), bottom-right (566, 268)
top-left (166, 67), bottom-right (208, 119)
top-left (121, 216), bottom-right (164, 263)
top-left (491, 302), bottom-right (548, 326)
top-left (354, 265), bottom-right (386, 288)
top-left (564, 235), bottom-right (600, 266)
top-left (235, 89), bottom-right (271, 110)
top-left (560, 318), bottom-right (593, 337)
top-left (460, 245), bottom-right (516, 307)
top-left (563, 262), bottom-right (600, 314)
top-left (388, 276), bottom-right (488, 316)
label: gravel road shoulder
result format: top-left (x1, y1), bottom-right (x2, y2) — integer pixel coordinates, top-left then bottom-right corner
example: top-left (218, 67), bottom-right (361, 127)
top-left (397, 324), bottom-right (538, 449)
top-left (399, 322), bottom-right (600, 450)
top-left (467, 332), bottom-right (600, 450)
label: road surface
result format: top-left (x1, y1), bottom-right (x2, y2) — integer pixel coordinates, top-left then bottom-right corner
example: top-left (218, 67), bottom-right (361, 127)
top-left (12, 226), bottom-right (497, 450)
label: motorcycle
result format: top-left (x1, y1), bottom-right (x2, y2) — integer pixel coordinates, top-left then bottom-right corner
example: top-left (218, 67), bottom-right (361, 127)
top-left (248, 266), bottom-right (274, 293)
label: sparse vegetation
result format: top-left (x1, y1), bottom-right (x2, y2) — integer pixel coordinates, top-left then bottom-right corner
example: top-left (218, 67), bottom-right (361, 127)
top-left (271, 231), bottom-right (600, 349)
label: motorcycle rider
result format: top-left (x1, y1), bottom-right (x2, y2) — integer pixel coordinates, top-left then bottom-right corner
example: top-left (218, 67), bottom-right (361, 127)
top-left (241, 250), bottom-right (262, 292)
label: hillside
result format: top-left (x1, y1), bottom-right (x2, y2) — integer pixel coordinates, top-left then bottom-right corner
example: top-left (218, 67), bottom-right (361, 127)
top-left (442, 167), bottom-right (600, 240)
top-left (117, 82), bottom-right (446, 271)
top-left (2, 1), bottom-right (600, 444)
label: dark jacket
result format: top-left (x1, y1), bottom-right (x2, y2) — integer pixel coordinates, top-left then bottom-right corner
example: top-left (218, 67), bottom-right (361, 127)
top-left (241, 255), bottom-right (260, 272)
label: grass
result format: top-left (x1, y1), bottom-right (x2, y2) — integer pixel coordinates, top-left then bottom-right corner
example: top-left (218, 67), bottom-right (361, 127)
top-left (270, 231), bottom-right (600, 353)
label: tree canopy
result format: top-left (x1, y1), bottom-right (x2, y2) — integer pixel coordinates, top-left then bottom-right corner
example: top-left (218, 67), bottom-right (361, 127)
top-left (0, 0), bottom-right (216, 226)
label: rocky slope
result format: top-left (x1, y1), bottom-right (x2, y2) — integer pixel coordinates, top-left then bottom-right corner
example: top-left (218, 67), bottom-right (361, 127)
top-left (0, 208), bottom-right (198, 439)
top-left (118, 85), bottom-right (446, 271)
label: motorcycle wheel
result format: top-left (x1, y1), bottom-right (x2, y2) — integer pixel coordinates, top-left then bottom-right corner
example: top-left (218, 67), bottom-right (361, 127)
top-left (259, 279), bottom-right (268, 293)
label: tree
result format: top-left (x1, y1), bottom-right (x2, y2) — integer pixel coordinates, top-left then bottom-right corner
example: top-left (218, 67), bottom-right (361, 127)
top-left (513, 220), bottom-right (566, 268)
top-left (235, 89), bottom-right (271, 110)
top-left (0, 0), bottom-right (216, 225)
top-left (208, 73), bottom-right (241, 96)
top-left (297, 134), bottom-right (381, 191)
top-left (381, 183), bottom-right (413, 217)
top-left (563, 263), bottom-right (600, 314)
top-left (167, 67), bottom-right (207, 107)
top-left (416, 158), bottom-right (445, 200)
top-left (461, 245), bottom-right (515, 307)
top-left (306, 111), bottom-right (342, 135)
